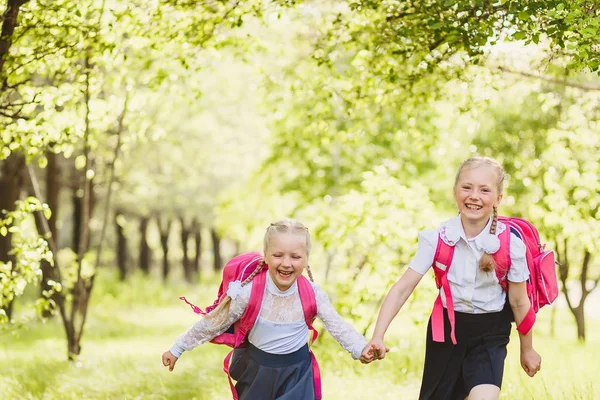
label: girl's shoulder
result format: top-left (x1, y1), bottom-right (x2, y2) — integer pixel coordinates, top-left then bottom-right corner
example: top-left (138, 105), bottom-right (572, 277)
top-left (416, 217), bottom-right (459, 247)
top-left (226, 278), bottom-right (254, 303)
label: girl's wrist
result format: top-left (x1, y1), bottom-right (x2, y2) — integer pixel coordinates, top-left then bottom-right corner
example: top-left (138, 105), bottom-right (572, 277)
top-left (520, 343), bottom-right (533, 352)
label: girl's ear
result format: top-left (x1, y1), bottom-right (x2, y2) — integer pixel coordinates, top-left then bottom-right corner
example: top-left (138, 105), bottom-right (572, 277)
top-left (494, 193), bottom-right (503, 208)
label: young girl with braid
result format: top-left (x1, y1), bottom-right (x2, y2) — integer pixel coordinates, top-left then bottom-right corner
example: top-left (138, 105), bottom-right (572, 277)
top-left (162, 218), bottom-right (375, 399)
top-left (363, 157), bottom-right (542, 400)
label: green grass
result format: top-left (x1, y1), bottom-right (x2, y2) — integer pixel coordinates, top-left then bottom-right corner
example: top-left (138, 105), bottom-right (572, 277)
top-left (1, 271), bottom-right (598, 399)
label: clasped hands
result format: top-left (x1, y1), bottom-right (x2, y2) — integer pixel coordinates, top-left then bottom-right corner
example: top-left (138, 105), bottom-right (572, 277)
top-left (359, 338), bottom-right (389, 364)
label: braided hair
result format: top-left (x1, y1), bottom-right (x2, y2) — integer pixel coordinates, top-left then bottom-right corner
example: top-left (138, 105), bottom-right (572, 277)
top-left (479, 206), bottom-right (499, 272)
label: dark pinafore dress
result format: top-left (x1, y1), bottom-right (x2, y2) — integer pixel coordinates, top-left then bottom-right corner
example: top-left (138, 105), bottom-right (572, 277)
top-left (230, 343), bottom-right (315, 400)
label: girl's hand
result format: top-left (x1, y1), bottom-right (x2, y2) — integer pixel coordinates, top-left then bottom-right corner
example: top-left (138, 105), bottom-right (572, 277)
top-left (361, 338), bottom-right (389, 363)
top-left (520, 348), bottom-right (541, 377)
top-left (359, 343), bottom-right (377, 364)
top-left (162, 350), bottom-right (179, 372)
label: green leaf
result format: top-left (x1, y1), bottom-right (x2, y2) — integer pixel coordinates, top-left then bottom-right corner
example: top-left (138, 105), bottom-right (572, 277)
top-left (38, 156), bottom-right (48, 169)
top-left (518, 11), bottom-right (530, 21)
top-left (514, 31), bottom-right (527, 40)
top-left (0, 226), bottom-right (7, 237)
top-left (43, 207), bottom-right (52, 220)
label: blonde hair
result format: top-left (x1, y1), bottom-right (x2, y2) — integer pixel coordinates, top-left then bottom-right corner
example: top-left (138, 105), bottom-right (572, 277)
top-left (208, 218), bottom-right (313, 327)
top-left (455, 156), bottom-right (505, 273)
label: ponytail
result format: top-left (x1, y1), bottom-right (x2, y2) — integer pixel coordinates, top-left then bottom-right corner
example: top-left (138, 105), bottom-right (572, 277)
top-left (207, 260), bottom-right (265, 328)
top-left (479, 206), bottom-right (498, 273)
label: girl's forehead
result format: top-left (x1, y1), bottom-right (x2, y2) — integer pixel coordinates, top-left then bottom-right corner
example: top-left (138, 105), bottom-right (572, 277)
top-left (457, 164), bottom-right (498, 183)
top-left (268, 232), bottom-right (308, 250)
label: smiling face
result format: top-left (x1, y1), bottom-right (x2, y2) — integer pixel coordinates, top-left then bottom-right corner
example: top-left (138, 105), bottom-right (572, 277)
top-left (454, 163), bottom-right (503, 228)
top-left (264, 232), bottom-right (308, 291)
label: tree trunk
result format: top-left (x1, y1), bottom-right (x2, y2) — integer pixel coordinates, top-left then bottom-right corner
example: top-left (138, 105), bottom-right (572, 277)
top-left (40, 152), bottom-right (60, 317)
top-left (211, 227), bottom-right (222, 271)
top-left (574, 305), bottom-right (585, 341)
top-left (72, 189), bottom-right (82, 252)
top-left (157, 216), bottom-right (172, 281)
top-left (139, 216), bottom-right (150, 274)
top-left (192, 218), bottom-right (201, 277)
top-left (556, 240), bottom-right (597, 342)
top-left (0, 153), bottom-right (25, 320)
top-left (115, 210), bottom-right (127, 281)
top-left (180, 216), bottom-right (193, 283)
top-left (72, 163), bottom-right (94, 254)
top-left (67, 60), bottom-right (96, 360)
top-left (0, 0), bottom-right (29, 78)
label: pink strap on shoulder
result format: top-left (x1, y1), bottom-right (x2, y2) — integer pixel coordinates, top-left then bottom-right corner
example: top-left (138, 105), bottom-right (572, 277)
top-left (492, 227), bottom-right (511, 290)
top-left (236, 271), bottom-right (267, 346)
top-left (223, 271), bottom-right (267, 400)
top-left (432, 235), bottom-right (457, 344)
top-left (297, 275), bottom-right (321, 399)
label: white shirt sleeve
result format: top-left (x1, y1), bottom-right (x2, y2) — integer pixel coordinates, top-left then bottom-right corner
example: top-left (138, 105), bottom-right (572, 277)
top-left (169, 283), bottom-right (252, 358)
top-left (507, 232), bottom-right (530, 283)
top-left (408, 229), bottom-right (438, 275)
top-left (313, 284), bottom-right (367, 360)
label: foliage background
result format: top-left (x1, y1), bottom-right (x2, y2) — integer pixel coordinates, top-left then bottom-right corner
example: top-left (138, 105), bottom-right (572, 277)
top-left (1, 0), bottom-right (599, 398)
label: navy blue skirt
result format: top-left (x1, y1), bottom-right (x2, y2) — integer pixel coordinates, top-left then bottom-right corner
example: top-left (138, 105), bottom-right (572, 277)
top-left (419, 304), bottom-right (513, 400)
top-left (230, 343), bottom-right (315, 400)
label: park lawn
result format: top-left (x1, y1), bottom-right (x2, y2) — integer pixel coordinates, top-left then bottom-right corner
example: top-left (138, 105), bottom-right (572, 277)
top-left (1, 272), bottom-right (598, 400)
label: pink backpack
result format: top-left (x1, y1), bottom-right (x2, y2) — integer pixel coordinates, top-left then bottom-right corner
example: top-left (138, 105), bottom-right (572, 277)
top-left (180, 252), bottom-right (322, 400)
top-left (431, 217), bottom-right (559, 344)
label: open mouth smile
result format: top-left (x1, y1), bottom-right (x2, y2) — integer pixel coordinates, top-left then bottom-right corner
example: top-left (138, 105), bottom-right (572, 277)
top-left (465, 204), bottom-right (482, 210)
top-left (277, 269), bottom-right (294, 279)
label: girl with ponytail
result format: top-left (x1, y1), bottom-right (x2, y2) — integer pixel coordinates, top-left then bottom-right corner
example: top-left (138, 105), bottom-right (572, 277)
top-left (363, 157), bottom-right (542, 400)
top-left (162, 218), bottom-right (375, 399)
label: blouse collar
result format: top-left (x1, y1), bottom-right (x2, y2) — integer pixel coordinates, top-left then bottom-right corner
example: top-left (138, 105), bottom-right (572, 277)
top-left (440, 215), bottom-right (505, 253)
top-left (266, 271), bottom-right (298, 296)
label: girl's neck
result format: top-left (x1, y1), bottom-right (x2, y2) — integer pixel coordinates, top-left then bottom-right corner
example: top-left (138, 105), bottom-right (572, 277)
top-left (460, 215), bottom-right (490, 239)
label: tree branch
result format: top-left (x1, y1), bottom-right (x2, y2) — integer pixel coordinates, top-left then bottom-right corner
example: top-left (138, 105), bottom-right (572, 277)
top-left (498, 66), bottom-right (600, 92)
top-left (580, 250), bottom-right (591, 304)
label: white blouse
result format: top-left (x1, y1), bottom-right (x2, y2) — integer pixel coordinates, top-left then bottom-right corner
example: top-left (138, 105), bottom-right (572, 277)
top-left (409, 216), bottom-right (529, 313)
top-left (170, 273), bottom-right (367, 359)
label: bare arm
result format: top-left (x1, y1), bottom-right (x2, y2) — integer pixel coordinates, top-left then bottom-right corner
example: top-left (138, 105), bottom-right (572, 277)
top-left (365, 268), bottom-right (423, 360)
top-left (508, 281), bottom-right (541, 377)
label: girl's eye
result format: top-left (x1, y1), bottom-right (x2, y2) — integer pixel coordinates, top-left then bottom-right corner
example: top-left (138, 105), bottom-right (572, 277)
top-left (292, 256), bottom-right (301, 259)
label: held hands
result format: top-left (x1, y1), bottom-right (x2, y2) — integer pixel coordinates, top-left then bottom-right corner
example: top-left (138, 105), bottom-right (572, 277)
top-left (520, 347), bottom-right (541, 377)
top-left (162, 350), bottom-right (179, 372)
top-left (359, 338), bottom-right (390, 364)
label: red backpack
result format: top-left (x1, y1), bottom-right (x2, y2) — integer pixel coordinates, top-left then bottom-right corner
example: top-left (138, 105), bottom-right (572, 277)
top-left (180, 252), bottom-right (322, 400)
top-left (431, 217), bottom-right (559, 344)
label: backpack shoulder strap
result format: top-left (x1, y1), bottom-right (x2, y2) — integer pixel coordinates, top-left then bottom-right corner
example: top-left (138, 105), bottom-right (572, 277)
top-left (235, 271), bottom-right (267, 347)
top-left (433, 234), bottom-right (455, 285)
top-left (224, 270), bottom-right (267, 400)
top-left (297, 274), bottom-right (322, 400)
top-left (431, 234), bottom-right (457, 344)
top-left (297, 275), bottom-right (318, 324)
top-left (492, 224), bottom-right (513, 291)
